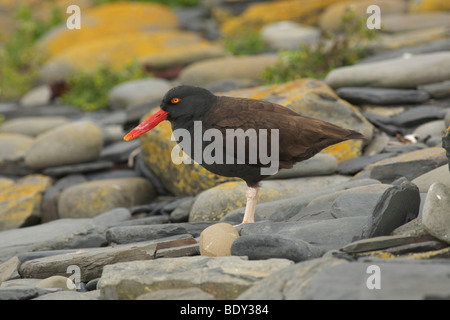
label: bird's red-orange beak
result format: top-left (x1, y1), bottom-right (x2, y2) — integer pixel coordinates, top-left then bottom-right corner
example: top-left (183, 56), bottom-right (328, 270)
top-left (123, 108), bottom-right (169, 141)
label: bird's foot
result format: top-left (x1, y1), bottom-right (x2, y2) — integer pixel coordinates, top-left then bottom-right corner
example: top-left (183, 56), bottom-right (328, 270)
top-left (233, 219), bottom-right (254, 228)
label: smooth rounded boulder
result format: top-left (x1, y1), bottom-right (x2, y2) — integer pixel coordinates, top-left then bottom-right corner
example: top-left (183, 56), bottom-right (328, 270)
top-left (0, 117), bottom-right (69, 137)
top-left (422, 183), bottom-right (450, 244)
top-left (25, 121), bottom-right (103, 169)
top-left (58, 177), bottom-right (156, 219)
top-left (325, 52), bottom-right (450, 89)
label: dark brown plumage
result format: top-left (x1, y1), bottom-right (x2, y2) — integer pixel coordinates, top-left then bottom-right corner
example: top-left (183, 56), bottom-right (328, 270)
top-left (205, 96), bottom-right (363, 171)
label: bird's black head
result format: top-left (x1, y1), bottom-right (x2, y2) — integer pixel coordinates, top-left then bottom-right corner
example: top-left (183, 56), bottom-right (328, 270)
top-left (123, 85), bottom-right (217, 141)
top-left (160, 85), bottom-right (217, 125)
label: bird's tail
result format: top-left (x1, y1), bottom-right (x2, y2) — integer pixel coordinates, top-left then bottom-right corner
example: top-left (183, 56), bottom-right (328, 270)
top-left (347, 130), bottom-right (365, 140)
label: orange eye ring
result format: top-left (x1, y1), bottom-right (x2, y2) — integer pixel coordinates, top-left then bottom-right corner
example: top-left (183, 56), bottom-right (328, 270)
top-left (171, 97), bottom-right (180, 104)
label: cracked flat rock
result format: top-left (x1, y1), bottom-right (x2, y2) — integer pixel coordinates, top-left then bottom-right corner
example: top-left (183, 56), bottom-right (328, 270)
top-left (98, 256), bottom-right (293, 300)
top-left (106, 222), bottom-right (213, 244)
top-left (19, 241), bottom-right (159, 283)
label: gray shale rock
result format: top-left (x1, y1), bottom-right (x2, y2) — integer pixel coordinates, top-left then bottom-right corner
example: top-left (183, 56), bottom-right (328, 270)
top-left (336, 87), bottom-right (430, 105)
top-left (237, 255), bottom-right (450, 300)
top-left (326, 51), bottom-right (450, 89)
top-left (418, 80), bottom-right (450, 99)
top-left (18, 235), bottom-right (197, 283)
top-left (0, 208), bottom-right (131, 264)
top-left (231, 234), bottom-right (323, 262)
top-left (412, 165), bottom-right (450, 192)
top-left (363, 179), bottom-right (420, 238)
top-left (106, 222), bottom-right (214, 244)
top-left (0, 286), bottom-right (59, 300)
top-left (221, 178), bottom-right (381, 223)
top-left (136, 287), bottom-right (215, 300)
top-left (356, 147), bottom-right (448, 183)
top-left (98, 256), bottom-right (293, 300)
top-left (237, 218), bottom-right (367, 253)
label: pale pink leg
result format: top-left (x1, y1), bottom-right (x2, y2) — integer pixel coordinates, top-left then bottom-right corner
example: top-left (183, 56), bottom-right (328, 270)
top-left (241, 185), bottom-right (260, 224)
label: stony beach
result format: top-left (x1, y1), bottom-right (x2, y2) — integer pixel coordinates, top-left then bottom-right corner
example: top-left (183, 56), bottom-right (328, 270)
top-left (1, 0), bottom-right (450, 301)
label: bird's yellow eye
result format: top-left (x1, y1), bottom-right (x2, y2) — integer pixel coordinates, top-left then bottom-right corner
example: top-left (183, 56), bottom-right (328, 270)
top-left (171, 97), bottom-right (180, 104)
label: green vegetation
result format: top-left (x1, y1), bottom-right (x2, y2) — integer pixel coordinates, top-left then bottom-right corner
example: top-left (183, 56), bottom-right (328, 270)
top-left (60, 62), bottom-right (149, 112)
top-left (223, 28), bottom-right (267, 56)
top-left (263, 8), bottom-right (378, 84)
top-left (0, 4), bottom-right (149, 111)
top-left (0, 5), bottom-right (63, 102)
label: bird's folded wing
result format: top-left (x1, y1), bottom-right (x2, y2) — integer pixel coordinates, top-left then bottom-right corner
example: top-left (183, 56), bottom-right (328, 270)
top-left (203, 96), bottom-right (362, 167)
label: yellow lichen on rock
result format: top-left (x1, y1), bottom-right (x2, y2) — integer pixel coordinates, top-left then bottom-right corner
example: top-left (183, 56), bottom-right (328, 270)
top-left (356, 251), bottom-right (395, 259)
top-left (322, 140), bottom-right (364, 163)
top-left (43, 30), bottom-right (226, 75)
top-left (0, 174), bottom-right (52, 231)
top-left (408, 0), bottom-right (450, 12)
top-left (405, 247), bottom-right (450, 259)
top-left (319, 0), bottom-right (407, 31)
top-left (189, 181), bottom-right (248, 221)
top-left (220, 0), bottom-right (352, 36)
top-left (40, 2), bottom-right (178, 57)
top-left (0, 178), bottom-right (14, 189)
top-left (58, 177), bottom-right (155, 219)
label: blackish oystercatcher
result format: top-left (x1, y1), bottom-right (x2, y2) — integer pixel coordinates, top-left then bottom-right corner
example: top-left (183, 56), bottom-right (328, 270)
top-left (124, 85), bottom-right (364, 224)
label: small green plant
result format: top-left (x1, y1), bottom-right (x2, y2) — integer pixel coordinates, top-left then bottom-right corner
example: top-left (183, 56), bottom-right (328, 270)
top-left (60, 62), bottom-right (149, 112)
top-left (13, 5), bottom-right (63, 43)
top-left (0, 5), bottom-right (63, 102)
top-left (223, 27), bottom-right (267, 56)
top-left (263, 8), bottom-right (378, 84)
